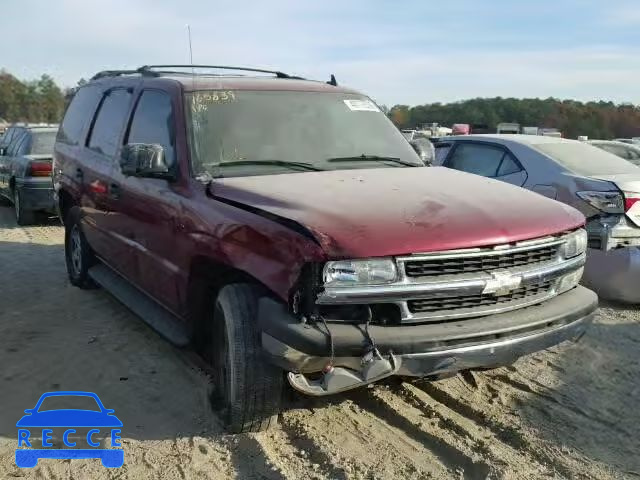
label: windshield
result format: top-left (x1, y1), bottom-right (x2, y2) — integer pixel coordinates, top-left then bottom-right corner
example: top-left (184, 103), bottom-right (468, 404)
top-left (185, 90), bottom-right (422, 178)
top-left (31, 131), bottom-right (57, 155)
top-left (534, 141), bottom-right (640, 176)
top-left (37, 395), bottom-right (101, 412)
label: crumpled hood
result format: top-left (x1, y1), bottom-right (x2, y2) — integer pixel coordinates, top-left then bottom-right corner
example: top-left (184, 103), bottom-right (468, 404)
top-left (212, 167), bottom-right (585, 258)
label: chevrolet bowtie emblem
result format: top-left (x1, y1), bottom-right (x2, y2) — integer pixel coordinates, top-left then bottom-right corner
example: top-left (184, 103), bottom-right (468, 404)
top-left (482, 271), bottom-right (522, 296)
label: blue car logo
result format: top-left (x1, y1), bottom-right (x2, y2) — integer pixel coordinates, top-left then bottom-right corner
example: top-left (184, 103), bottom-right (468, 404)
top-left (16, 391), bottom-right (123, 468)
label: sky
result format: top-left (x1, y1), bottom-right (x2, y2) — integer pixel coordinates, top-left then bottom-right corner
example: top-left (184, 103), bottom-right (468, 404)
top-left (4, 0), bottom-right (640, 106)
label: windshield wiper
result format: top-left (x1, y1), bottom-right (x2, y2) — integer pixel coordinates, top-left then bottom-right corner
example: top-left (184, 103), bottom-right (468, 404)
top-left (326, 155), bottom-right (419, 167)
top-left (214, 160), bottom-right (324, 174)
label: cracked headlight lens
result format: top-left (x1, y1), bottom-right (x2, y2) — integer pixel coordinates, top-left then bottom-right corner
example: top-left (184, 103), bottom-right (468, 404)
top-left (323, 258), bottom-right (397, 286)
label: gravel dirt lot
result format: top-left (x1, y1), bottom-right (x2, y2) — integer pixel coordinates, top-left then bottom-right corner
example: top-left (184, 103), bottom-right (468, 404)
top-left (0, 204), bottom-right (638, 479)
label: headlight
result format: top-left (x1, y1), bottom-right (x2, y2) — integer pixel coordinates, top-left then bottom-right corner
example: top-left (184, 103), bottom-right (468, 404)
top-left (562, 229), bottom-right (588, 259)
top-left (323, 258), bottom-right (397, 286)
top-left (557, 267), bottom-right (584, 294)
top-left (576, 191), bottom-right (624, 214)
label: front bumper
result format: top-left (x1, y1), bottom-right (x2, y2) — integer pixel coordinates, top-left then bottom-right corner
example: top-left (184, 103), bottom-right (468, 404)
top-left (259, 286), bottom-right (597, 395)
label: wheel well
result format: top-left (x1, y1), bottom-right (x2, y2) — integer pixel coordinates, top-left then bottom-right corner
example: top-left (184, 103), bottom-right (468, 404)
top-left (187, 256), bottom-right (272, 351)
top-left (57, 189), bottom-right (76, 225)
top-left (9, 177), bottom-right (15, 192)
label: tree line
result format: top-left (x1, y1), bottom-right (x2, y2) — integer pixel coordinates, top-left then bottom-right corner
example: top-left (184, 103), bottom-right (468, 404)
top-left (389, 97), bottom-right (640, 139)
top-left (0, 70), bottom-right (66, 124)
top-left (2, 69), bottom-right (640, 139)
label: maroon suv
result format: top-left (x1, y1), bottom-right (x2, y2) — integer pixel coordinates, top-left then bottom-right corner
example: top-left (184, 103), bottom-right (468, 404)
top-left (53, 65), bottom-right (597, 433)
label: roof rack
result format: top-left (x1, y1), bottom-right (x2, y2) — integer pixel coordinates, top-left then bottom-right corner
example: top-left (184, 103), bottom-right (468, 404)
top-left (90, 65), bottom-right (306, 81)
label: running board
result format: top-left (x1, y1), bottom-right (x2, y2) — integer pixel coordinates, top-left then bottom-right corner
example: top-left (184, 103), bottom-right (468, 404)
top-left (88, 264), bottom-right (190, 347)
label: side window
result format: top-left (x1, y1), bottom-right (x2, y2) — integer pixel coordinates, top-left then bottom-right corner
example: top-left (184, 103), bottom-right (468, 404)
top-left (434, 143), bottom-right (452, 164)
top-left (88, 89), bottom-right (133, 158)
top-left (496, 153), bottom-right (521, 176)
top-left (58, 86), bottom-right (102, 145)
top-left (7, 131), bottom-right (27, 156)
top-left (126, 90), bottom-right (176, 167)
top-left (446, 143), bottom-right (506, 177)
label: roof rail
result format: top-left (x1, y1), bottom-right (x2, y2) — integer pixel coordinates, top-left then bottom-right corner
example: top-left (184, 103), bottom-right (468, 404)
top-left (90, 64), bottom-right (314, 82)
top-left (90, 69), bottom-right (141, 81)
top-left (138, 64), bottom-right (303, 79)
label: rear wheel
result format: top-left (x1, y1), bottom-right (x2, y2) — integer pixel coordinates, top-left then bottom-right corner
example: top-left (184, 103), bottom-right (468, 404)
top-left (207, 283), bottom-right (283, 433)
top-left (65, 207), bottom-right (97, 289)
top-left (13, 188), bottom-right (35, 226)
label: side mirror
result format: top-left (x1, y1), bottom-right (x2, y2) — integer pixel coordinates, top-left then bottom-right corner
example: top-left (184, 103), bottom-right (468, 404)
top-left (121, 143), bottom-right (173, 179)
top-left (410, 139), bottom-right (435, 166)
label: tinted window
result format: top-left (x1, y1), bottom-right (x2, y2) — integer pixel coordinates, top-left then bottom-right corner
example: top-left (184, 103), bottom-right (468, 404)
top-left (88, 89), bottom-right (132, 157)
top-left (434, 143), bottom-right (452, 163)
top-left (1, 127), bottom-right (25, 150)
top-left (58, 86), bottom-right (101, 145)
top-left (447, 143), bottom-right (506, 177)
top-left (126, 90), bottom-right (176, 166)
top-left (496, 153), bottom-right (521, 176)
top-left (7, 131), bottom-right (28, 156)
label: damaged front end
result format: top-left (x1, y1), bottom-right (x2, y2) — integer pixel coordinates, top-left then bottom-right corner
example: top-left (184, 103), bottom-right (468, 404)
top-left (260, 230), bottom-right (597, 396)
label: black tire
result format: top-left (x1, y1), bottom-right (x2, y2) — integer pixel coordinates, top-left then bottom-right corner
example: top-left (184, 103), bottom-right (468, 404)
top-left (64, 207), bottom-right (97, 289)
top-left (13, 188), bottom-right (36, 226)
top-left (207, 283), bottom-right (283, 433)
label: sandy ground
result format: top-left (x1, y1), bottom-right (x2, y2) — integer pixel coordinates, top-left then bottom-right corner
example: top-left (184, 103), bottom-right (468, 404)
top-left (0, 204), bottom-right (639, 480)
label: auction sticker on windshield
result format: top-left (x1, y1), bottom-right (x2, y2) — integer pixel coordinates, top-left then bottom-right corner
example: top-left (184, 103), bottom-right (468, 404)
top-left (15, 391), bottom-right (123, 468)
top-left (343, 99), bottom-right (380, 112)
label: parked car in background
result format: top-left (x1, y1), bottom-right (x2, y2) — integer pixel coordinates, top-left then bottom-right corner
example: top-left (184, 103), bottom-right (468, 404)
top-left (589, 140), bottom-right (640, 166)
top-left (497, 122), bottom-right (520, 134)
top-left (0, 125), bottom-right (58, 224)
top-left (432, 135), bottom-right (640, 251)
top-left (54, 66), bottom-right (595, 433)
top-left (451, 123), bottom-right (471, 135)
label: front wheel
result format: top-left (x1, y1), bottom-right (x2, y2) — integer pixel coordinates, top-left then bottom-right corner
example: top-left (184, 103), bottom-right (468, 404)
top-left (207, 284), bottom-right (283, 433)
top-left (64, 207), bottom-right (97, 289)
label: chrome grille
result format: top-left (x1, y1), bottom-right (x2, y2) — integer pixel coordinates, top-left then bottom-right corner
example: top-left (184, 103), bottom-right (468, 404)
top-left (317, 232), bottom-right (586, 324)
top-left (407, 280), bottom-right (553, 315)
top-left (404, 244), bottom-right (559, 278)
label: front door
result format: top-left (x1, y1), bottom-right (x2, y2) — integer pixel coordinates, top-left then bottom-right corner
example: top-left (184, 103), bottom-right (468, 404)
top-left (116, 89), bottom-right (184, 313)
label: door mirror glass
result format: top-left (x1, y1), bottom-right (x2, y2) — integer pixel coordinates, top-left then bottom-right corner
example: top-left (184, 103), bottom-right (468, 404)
top-left (121, 143), bottom-right (172, 179)
top-left (410, 139), bottom-right (435, 166)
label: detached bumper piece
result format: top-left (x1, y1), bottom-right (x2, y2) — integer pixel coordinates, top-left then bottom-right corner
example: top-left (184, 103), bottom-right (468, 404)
top-left (586, 215), bottom-right (640, 251)
top-left (288, 350), bottom-right (400, 396)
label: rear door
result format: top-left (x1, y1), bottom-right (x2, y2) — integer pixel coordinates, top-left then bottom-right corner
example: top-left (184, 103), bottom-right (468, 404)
top-left (443, 141), bottom-right (528, 186)
top-left (114, 89), bottom-right (184, 312)
top-left (81, 87), bottom-right (137, 279)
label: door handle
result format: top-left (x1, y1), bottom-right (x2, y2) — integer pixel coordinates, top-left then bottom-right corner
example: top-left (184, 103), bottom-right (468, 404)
top-left (75, 168), bottom-right (83, 181)
top-left (109, 183), bottom-right (122, 199)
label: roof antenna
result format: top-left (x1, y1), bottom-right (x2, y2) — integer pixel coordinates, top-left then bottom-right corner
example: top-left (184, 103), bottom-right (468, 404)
top-left (186, 24), bottom-right (195, 87)
top-left (327, 74), bottom-right (337, 86)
